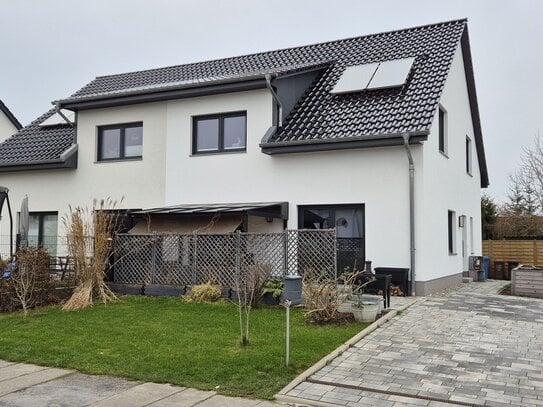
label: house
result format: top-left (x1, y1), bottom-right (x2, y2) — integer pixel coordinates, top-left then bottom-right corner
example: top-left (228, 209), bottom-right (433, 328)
top-left (0, 19), bottom-right (488, 295)
top-left (0, 99), bottom-right (21, 143)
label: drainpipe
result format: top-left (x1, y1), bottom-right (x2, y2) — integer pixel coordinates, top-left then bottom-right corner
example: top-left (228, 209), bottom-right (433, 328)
top-left (402, 134), bottom-right (416, 296)
top-left (265, 74), bottom-right (283, 128)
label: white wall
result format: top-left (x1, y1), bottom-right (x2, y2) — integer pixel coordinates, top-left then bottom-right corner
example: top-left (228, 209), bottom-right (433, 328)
top-left (0, 110), bottom-right (18, 143)
top-left (417, 42), bottom-right (483, 282)
top-left (164, 89), bottom-right (417, 271)
top-left (0, 102), bottom-right (168, 250)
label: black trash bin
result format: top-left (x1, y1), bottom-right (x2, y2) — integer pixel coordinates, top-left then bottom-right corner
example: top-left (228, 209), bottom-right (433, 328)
top-left (506, 260), bottom-right (520, 281)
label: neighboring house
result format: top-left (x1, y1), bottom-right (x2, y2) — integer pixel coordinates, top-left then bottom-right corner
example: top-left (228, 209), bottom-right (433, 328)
top-left (0, 99), bottom-right (21, 143)
top-left (0, 19), bottom-right (488, 295)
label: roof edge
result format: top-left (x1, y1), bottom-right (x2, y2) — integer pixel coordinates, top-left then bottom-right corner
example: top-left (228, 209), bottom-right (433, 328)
top-left (261, 131), bottom-right (429, 154)
top-left (59, 79), bottom-right (268, 110)
top-left (0, 100), bottom-right (22, 130)
top-left (460, 26), bottom-right (489, 188)
top-left (0, 144), bottom-right (78, 172)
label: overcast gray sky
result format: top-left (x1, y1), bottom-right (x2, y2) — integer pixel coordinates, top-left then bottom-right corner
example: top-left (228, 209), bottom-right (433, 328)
top-left (1, 0), bottom-right (541, 203)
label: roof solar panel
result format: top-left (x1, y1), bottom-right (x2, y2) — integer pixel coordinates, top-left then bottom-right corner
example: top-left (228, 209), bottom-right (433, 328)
top-left (330, 63), bottom-right (379, 94)
top-left (366, 57), bottom-right (415, 90)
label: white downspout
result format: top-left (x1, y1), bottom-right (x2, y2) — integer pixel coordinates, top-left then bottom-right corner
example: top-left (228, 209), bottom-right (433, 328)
top-left (265, 74), bottom-right (283, 128)
top-left (402, 133), bottom-right (416, 296)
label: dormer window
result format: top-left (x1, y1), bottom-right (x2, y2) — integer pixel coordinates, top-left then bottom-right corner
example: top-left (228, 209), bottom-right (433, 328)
top-left (192, 112), bottom-right (246, 154)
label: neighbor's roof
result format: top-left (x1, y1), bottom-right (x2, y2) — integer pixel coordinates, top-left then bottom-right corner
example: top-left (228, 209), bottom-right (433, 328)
top-left (0, 109), bottom-right (76, 171)
top-left (0, 99), bottom-right (22, 130)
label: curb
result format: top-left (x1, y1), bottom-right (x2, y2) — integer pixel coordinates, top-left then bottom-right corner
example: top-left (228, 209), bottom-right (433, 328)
top-left (275, 297), bottom-right (421, 401)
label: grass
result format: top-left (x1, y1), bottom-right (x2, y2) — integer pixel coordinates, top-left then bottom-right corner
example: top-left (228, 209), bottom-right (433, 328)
top-left (0, 296), bottom-right (366, 399)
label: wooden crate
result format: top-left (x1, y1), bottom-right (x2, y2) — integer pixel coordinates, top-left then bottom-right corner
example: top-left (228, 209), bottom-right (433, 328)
top-left (511, 267), bottom-right (543, 298)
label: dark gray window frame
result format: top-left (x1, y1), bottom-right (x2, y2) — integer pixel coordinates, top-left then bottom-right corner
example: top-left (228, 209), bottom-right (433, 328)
top-left (192, 111), bottom-right (247, 155)
top-left (466, 136), bottom-right (472, 175)
top-left (438, 106), bottom-right (447, 155)
top-left (97, 122), bottom-right (143, 162)
top-left (26, 211), bottom-right (58, 247)
top-left (448, 210), bottom-right (456, 255)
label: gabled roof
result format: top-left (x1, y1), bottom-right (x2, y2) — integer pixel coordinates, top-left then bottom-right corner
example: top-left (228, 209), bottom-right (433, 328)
top-left (0, 99), bottom-right (22, 130)
top-left (0, 109), bottom-right (77, 172)
top-left (5, 19), bottom-right (488, 186)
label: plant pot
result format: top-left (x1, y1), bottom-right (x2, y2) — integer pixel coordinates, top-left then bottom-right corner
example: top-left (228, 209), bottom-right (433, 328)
top-left (352, 302), bottom-right (379, 322)
top-left (261, 292), bottom-right (280, 305)
top-left (337, 300), bottom-right (355, 313)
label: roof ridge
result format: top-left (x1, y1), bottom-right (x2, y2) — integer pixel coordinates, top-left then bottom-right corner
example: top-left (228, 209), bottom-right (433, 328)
top-left (92, 18), bottom-right (467, 81)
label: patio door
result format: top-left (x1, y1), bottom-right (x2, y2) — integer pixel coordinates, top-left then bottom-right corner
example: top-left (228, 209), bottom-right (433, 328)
top-left (298, 204), bottom-right (365, 273)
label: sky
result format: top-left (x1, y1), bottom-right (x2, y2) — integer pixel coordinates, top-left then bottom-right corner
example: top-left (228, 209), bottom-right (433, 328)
top-left (0, 0), bottom-right (541, 203)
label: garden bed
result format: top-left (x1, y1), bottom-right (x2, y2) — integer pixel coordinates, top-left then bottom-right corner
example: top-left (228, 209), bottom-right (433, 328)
top-left (0, 296), bottom-right (366, 399)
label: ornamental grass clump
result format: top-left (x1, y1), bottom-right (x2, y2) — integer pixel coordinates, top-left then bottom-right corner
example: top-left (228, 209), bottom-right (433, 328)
top-left (184, 281), bottom-right (221, 302)
top-left (62, 198), bottom-right (121, 311)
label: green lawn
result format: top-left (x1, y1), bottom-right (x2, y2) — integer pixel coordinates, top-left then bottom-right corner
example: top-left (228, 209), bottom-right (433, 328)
top-left (0, 297), bottom-right (366, 398)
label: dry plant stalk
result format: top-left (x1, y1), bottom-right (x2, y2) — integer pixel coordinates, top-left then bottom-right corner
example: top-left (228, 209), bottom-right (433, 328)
top-left (62, 198), bottom-right (121, 310)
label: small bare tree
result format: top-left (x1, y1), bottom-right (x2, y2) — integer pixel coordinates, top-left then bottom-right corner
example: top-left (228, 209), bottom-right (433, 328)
top-left (233, 262), bottom-right (273, 346)
top-left (63, 198), bottom-right (121, 310)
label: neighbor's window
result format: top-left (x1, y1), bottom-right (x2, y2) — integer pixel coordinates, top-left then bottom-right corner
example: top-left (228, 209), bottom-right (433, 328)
top-left (27, 212), bottom-right (58, 256)
top-left (98, 122), bottom-right (143, 161)
top-left (448, 210), bottom-right (456, 254)
top-left (193, 112), bottom-right (246, 154)
top-left (466, 136), bottom-right (472, 174)
top-left (438, 106), bottom-right (447, 155)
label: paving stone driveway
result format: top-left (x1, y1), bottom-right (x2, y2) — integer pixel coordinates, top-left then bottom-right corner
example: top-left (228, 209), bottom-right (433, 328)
top-left (284, 281), bottom-right (543, 406)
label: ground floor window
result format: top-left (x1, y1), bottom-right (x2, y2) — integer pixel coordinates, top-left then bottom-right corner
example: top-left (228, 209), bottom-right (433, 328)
top-left (298, 204), bottom-right (365, 272)
top-left (27, 212), bottom-right (58, 256)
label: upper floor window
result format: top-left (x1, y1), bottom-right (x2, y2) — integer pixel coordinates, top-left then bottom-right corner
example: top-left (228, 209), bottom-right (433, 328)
top-left (193, 112), bottom-right (246, 154)
top-left (466, 136), bottom-right (472, 174)
top-left (98, 122), bottom-right (143, 161)
top-left (438, 106), bottom-right (447, 155)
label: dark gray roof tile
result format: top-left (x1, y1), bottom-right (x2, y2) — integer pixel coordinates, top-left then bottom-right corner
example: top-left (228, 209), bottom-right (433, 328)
top-left (0, 109), bottom-right (73, 166)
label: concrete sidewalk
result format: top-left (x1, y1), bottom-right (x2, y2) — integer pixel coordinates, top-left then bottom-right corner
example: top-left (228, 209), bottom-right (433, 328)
top-left (0, 361), bottom-right (285, 407)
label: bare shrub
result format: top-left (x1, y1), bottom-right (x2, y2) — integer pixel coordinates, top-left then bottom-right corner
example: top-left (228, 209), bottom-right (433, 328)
top-left (184, 281), bottom-right (221, 302)
top-left (11, 248), bottom-right (51, 317)
top-left (62, 199), bottom-right (120, 311)
top-left (302, 268), bottom-right (374, 324)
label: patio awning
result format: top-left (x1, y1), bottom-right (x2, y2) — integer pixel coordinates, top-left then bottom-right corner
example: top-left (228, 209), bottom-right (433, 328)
top-left (128, 213), bottom-right (243, 234)
top-left (130, 201), bottom-right (289, 220)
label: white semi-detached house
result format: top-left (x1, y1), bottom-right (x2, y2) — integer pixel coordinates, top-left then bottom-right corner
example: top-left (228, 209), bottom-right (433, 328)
top-left (0, 19), bottom-right (488, 295)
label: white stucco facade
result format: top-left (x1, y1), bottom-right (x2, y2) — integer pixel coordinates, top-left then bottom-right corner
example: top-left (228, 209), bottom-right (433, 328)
top-left (0, 43), bottom-right (484, 293)
top-left (0, 109), bottom-right (18, 143)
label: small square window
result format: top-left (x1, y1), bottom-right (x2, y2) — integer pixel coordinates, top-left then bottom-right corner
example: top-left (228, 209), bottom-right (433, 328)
top-left (193, 112), bottom-right (246, 154)
top-left (98, 122), bottom-right (143, 161)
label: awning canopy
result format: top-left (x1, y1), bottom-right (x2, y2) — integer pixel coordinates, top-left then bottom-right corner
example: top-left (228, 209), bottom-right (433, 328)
top-left (130, 201), bottom-right (288, 220)
top-left (129, 213), bottom-right (243, 234)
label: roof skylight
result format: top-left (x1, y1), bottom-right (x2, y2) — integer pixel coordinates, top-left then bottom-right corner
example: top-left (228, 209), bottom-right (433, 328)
top-left (331, 57), bottom-right (415, 94)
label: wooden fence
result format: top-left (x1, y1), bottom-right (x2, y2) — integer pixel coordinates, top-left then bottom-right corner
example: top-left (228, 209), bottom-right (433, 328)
top-left (483, 240), bottom-right (543, 277)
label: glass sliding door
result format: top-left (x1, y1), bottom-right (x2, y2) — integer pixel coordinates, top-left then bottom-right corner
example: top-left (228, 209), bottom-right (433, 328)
top-left (299, 205), bottom-right (365, 273)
